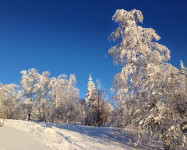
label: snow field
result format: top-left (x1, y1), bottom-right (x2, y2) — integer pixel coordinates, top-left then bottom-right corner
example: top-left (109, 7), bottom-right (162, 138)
top-left (2, 120), bottom-right (132, 150)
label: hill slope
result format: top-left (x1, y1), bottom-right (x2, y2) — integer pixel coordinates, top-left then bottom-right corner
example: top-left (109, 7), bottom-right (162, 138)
top-left (0, 120), bottom-right (162, 150)
top-left (0, 119), bottom-right (133, 150)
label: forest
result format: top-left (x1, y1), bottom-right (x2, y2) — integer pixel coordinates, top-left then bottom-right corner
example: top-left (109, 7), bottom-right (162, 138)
top-left (0, 9), bottom-right (186, 150)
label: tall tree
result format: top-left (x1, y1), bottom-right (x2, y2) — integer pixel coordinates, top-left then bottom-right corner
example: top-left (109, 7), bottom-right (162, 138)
top-left (85, 74), bottom-right (98, 125)
top-left (85, 74), bottom-right (97, 103)
top-left (36, 71), bottom-right (51, 122)
top-left (85, 76), bottom-right (113, 126)
top-left (49, 74), bottom-right (80, 123)
top-left (109, 9), bottom-right (186, 149)
top-left (20, 68), bottom-right (50, 121)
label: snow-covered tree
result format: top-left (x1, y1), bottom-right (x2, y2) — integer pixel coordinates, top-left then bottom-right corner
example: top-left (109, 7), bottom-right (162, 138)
top-left (85, 74), bottom-right (98, 125)
top-left (62, 74), bottom-right (80, 123)
top-left (85, 76), bottom-right (113, 126)
top-left (20, 68), bottom-right (51, 121)
top-left (20, 68), bottom-right (40, 120)
top-left (49, 74), bottom-right (80, 123)
top-left (77, 98), bottom-right (86, 124)
top-left (0, 83), bottom-right (20, 119)
top-left (0, 68), bottom-right (81, 124)
top-left (95, 79), bottom-right (114, 126)
top-left (109, 9), bottom-right (186, 149)
top-left (85, 74), bottom-right (97, 103)
top-left (35, 71), bottom-right (51, 122)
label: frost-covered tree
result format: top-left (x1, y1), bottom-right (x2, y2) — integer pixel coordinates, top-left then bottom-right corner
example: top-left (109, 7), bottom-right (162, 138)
top-left (95, 79), bottom-right (114, 126)
top-left (49, 74), bottom-right (80, 123)
top-left (35, 71), bottom-right (51, 122)
top-left (109, 9), bottom-right (186, 149)
top-left (0, 83), bottom-right (20, 119)
top-left (85, 74), bottom-right (97, 103)
top-left (62, 74), bottom-right (80, 123)
top-left (0, 68), bottom-right (80, 124)
top-left (20, 68), bottom-right (51, 121)
top-left (85, 76), bottom-right (113, 126)
top-left (77, 98), bottom-right (86, 124)
top-left (85, 74), bottom-right (98, 125)
top-left (20, 68), bottom-right (40, 120)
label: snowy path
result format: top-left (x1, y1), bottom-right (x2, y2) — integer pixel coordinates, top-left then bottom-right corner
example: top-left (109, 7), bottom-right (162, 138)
top-left (1, 120), bottom-right (135, 150)
top-left (0, 125), bottom-right (50, 150)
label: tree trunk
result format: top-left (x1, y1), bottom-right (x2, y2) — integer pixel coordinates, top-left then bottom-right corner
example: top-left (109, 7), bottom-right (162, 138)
top-left (28, 113), bottom-right (31, 121)
top-left (163, 144), bottom-right (171, 150)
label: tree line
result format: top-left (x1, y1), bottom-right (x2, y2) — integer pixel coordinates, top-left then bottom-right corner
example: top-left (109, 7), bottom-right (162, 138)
top-left (0, 69), bottom-right (113, 126)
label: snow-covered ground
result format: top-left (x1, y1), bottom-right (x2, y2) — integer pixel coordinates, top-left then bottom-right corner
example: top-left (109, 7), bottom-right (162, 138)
top-left (0, 119), bottom-right (161, 150)
top-left (0, 125), bottom-right (50, 150)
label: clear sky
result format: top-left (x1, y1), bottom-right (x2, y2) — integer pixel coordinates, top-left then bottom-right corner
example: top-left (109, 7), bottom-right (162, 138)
top-left (0, 0), bottom-right (186, 98)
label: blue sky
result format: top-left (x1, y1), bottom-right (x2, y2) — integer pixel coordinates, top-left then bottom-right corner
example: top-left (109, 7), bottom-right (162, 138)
top-left (0, 0), bottom-right (186, 98)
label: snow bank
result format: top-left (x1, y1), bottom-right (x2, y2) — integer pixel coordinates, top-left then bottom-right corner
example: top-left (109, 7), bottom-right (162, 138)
top-left (2, 119), bottom-right (136, 150)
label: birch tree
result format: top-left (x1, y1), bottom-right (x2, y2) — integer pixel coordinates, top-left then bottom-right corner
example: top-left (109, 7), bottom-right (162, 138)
top-left (49, 74), bottom-right (79, 123)
top-left (0, 83), bottom-right (20, 119)
top-left (109, 9), bottom-right (186, 149)
top-left (20, 69), bottom-right (39, 120)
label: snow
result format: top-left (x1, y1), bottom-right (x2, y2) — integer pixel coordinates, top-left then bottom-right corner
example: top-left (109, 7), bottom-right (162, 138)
top-left (0, 125), bottom-right (50, 150)
top-left (0, 119), bottom-right (134, 150)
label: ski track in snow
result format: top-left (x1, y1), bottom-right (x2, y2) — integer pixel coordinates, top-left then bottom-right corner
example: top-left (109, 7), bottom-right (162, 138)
top-left (2, 119), bottom-right (134, 150)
